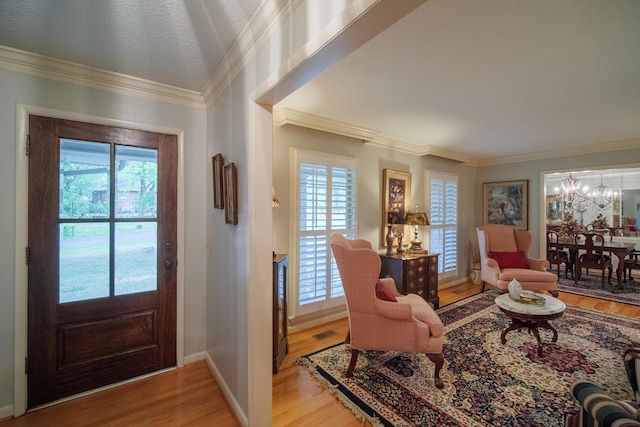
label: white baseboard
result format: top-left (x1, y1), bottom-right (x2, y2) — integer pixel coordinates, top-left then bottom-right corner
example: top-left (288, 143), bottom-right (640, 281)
top-left (287, 306), bottom-right (348, 334)
top-left (440, 276), bottom-right (474, 288)
top-left (184, 351), bottom-right (206, 364)
top-left (204, 353), bottom-right (248, 427)
top-left (0, 405), bottom-right (14, 421)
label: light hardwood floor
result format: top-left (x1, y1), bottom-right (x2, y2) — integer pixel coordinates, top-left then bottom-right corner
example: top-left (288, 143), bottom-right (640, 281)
top-left (2, 282), bottom-right (638, 426)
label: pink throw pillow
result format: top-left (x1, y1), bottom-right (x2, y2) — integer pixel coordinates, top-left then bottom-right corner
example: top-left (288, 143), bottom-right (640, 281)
top-left (375, 280), bottom-right (398, 302)
top-left (489, 251), bottom-right (528, 269)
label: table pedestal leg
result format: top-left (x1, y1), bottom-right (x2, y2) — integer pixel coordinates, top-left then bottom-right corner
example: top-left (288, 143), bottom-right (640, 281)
top-left (501, 318), bottom-right (557, 356)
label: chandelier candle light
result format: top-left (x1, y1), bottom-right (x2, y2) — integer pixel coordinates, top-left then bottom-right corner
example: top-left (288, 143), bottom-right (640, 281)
top-left (554, 173), bottom-right (590, 210)
top-left (590, 175), bottom-right (613, 210)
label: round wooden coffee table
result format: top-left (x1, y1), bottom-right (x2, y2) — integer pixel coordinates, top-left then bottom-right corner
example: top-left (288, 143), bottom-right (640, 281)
top-left (495, 293), bottom-right (566, 356)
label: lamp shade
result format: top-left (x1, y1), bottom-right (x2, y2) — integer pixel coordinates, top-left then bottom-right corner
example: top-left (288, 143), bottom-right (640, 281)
top-left (404, 212), bottom-right (429, 226)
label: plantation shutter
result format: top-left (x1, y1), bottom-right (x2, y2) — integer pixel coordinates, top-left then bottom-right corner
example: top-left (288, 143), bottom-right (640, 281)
top-left (294, 150), bottom-right (357, 315)
top-left (429, 173), bottom-right (458, 277)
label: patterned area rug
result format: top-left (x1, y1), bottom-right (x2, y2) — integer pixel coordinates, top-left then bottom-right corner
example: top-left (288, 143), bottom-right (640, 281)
top-left (556, 271), bottom-right (640, 306)
top-left (298, 292), bottom-right (640, 426)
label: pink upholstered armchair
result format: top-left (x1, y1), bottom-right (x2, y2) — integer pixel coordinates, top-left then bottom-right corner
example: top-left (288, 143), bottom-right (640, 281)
top-left (477, 224), bottom-right (558, 296)
top-left (329, 233), bottom-right (445, 389)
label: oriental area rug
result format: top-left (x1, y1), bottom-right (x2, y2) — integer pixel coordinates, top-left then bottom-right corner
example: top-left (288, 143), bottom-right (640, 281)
top-left (298, 292), bottom-right (640, 426)
top-left (556, 273), bottom-right (640, 306)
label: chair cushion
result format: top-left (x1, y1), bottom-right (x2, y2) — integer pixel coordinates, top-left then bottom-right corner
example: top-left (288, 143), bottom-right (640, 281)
top-left (489, 251), bottom-right (528, 269)
top-left (498, 268), bottom-right (558, 283)
top-left (375, 280), bottom-right (397, 302)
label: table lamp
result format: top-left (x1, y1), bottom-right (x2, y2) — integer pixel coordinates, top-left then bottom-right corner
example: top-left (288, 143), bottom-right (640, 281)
top-left (404, 207), bottom-right (429, 253)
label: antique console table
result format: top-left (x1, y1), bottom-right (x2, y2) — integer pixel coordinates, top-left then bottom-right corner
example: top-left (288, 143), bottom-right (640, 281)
top-left (379, 253), bottom-right (439, 308)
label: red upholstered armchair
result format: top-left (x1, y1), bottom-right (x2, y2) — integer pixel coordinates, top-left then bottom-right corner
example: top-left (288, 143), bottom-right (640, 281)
top-left (477, 224), bottom-right (558, 296)
top-left (329, 233), bottom-right (445, 389)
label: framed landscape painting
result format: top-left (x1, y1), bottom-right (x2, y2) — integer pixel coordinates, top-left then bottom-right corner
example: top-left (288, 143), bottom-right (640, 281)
top-left (381, 169), bottom-right (411, 248)
top-left (483, 180), bottom-right (528, 230)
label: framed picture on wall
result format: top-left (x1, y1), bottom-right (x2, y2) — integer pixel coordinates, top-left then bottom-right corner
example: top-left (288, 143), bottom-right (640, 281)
top-left (483, 180), bottom-right (528, 230)
top-left (382, 168), bottom-right (411, 247)
top-left (212, 153), bottom-right (224, 209)
top-left (224, 162), bottom-right (238, 225)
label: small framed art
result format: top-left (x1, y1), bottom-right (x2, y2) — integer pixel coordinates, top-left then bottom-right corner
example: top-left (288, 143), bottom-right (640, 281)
top-left (224, 162), bottom-right (238, 225)
top-left (212, 153), bottom-right (224, 209)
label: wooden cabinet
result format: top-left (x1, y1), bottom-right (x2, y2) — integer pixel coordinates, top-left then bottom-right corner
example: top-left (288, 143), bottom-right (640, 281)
top-left (273, 254), bottom-right (288, 373)
top-left (379, 253), bottom-right (440, 309)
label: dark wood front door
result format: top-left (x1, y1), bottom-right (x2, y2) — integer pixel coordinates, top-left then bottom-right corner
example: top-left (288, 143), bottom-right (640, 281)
top-left (27, 115), bottom-right (177, 408)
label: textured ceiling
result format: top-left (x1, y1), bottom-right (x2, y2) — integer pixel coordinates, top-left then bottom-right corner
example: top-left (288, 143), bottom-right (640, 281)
top-left (0, 0), bottom-right (262, 91)
top-left (1, 0), bottom-right (639, 161)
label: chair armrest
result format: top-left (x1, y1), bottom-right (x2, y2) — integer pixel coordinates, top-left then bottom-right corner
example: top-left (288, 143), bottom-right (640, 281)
top-left (378, 277), bottom-right (401, 297)
top-left (526, 257), bottom-right (550, 271)
top-left (571, 381), bottom-right (640, 426)
top-left (485, 258), bottom-right (502, 272)
top-left (374, 299), bottom-right (413, 320)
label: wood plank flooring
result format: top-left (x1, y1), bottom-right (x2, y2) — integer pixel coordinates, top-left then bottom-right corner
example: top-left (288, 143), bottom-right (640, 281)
top-left (2, 282), bottom-right (638, 426)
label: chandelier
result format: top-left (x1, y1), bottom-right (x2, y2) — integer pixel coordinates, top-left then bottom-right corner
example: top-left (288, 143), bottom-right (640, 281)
top-left (554, 173), bottom-right (590, 210)
top-left (590, 175), bottom-right (613, 210)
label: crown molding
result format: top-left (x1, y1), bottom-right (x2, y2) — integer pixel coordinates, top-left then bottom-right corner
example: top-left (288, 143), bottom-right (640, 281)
top-left (274, 107), bottom-right (379, 142)
top-left (202, 0), bottom-right (304, 107)
top-left (420, 145), bottom-right (477, 164)
top-left (0, 45), bottom-right (206, 110)
top-left (476, 137), bottom-right (640, 166)
top-left (274, 107), bottom-right (477, 163)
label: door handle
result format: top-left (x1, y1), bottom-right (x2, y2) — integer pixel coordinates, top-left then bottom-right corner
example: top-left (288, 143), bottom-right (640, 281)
top-left (165, 259), bottom-right (173, 269)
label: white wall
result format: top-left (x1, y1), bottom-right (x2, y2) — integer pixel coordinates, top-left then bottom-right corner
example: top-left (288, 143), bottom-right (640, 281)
top-left (476, 147), bottom-right (640, 258)
top-left (0, 67), bottom-right (207, 413)
top-left (204, 0), bottom-right (429, 424)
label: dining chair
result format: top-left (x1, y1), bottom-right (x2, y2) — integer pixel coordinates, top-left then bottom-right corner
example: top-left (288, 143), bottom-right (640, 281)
top-left (546, 231), bottom-right (571, 278)
top-left (623, 250), bottom-right (640, 282)
top-left (574, 233), bottom-right (613, 289)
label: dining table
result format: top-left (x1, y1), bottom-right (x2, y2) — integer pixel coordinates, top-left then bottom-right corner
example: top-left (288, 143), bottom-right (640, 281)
top-left (553, 238), bottom-right (636, 289)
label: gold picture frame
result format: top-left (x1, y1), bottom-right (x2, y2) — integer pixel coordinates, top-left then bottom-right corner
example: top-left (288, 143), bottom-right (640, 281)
top-left (382, 169), bottom-right (411, 248)
top-left (483, 180), bottom-right (528, 230)
top-left (224, 162), bottom-right (238, 225)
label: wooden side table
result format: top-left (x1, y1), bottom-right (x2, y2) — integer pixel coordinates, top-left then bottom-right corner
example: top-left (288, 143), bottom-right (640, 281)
top-left (273, 254), bottom-right (288, 373)
top-left (379, 253), bottom-right (440, 308)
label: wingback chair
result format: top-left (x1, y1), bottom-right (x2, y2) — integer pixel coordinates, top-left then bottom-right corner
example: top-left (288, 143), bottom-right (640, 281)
top-left (329, 233), bottom-right (445, 389)
top-left (477, 224), bottom-right (558, 296)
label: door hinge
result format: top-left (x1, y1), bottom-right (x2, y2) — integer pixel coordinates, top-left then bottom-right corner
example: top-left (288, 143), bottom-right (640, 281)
top-left (25, 134), bottom-right (30, 156)
top-left (25, 355), bottom-right (29, 375)
top-left (25, 246), bottom-right (30, 265)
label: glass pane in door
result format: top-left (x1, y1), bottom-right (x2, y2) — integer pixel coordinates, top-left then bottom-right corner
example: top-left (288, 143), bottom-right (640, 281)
top-left (115, 146), bottom-right (158, 219)
top-left (115, 222), bottom-right (157, 295)
top-left (59, 139), bottom-right (110, 219)
top-left (59, 223), bottom-right (110, 303)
